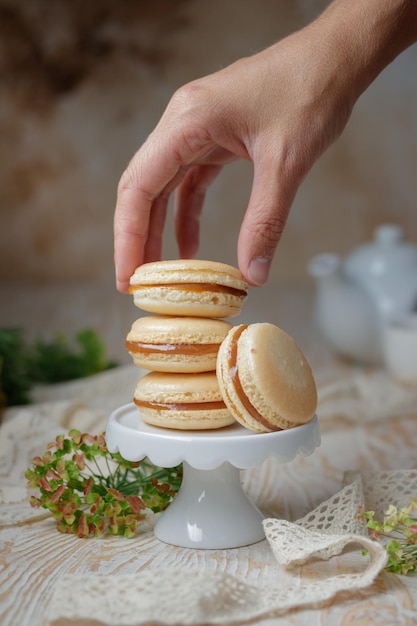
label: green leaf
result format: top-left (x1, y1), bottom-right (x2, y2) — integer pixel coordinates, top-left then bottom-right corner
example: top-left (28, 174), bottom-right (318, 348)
top-left (0, 327), bottom-right (32, 406)
top-left (0, 327), bottom-right (117, 407)
top-left (26, 329), bottom-right (112, 383)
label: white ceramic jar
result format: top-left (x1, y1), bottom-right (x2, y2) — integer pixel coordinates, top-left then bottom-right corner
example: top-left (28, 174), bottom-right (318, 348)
top-left (382, 313), bottom-right (417, 385)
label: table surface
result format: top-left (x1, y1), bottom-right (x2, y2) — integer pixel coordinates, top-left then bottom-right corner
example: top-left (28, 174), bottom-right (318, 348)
top-left (1, 286), bottom-right (417, 626)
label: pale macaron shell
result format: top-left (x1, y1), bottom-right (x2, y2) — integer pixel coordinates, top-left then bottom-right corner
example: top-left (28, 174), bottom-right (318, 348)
top-left (129, 259), bottom-right (248, 318)
top-left (126, 315), bottom-right (232, 373)
top-left (217, 323), bottom-right (318, 433)
top-left (134, 371), bottom-right (235, 430)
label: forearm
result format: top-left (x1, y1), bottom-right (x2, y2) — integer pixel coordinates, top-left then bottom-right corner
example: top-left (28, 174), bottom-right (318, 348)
top-left (313, 0), bottom-right (417, 101)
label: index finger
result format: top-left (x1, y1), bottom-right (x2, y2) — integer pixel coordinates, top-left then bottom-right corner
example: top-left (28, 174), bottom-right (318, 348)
top-left (114, 141), bottom-right (182, 292)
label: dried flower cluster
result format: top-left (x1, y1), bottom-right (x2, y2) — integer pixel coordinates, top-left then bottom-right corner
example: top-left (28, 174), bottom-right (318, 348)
top-left (359, 499), bottom-right (417, 575)
top-left (25, 429), bottom-right (182, 538)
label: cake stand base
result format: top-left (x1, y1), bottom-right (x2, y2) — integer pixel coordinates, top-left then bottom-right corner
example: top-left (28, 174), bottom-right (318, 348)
top-left (155, 461), bottom-right (264, 549)
top-left (106, 403), bottom-right (320, 550)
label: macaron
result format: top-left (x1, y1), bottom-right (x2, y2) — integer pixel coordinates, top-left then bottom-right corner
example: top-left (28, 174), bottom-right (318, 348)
top-left (216, 323), bottom-right (317, 433)
top-left (126, 315), bottom-right (232, 373)
top-left (129, 259), bottom-right (248, 318)
top-left (134, 371), bottom-right (235, 430)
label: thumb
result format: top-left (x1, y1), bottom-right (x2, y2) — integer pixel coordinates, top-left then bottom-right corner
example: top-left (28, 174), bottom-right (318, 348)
top-left (237, 154), bottom-right (299, 286)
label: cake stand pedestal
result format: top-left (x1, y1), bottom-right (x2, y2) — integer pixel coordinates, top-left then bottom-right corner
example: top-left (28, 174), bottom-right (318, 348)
top-left (106, 404), bottom-right (320, 550)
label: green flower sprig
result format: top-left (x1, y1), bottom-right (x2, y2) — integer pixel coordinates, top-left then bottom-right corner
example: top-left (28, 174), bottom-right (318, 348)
top-left (359, 498), bottom-right (417, 575)
top-left (25, 430), bottom-right (182, 538)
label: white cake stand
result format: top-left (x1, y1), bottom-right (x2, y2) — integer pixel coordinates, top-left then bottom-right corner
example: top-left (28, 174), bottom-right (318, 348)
top-left (106, 403), bottom-right (320, 550)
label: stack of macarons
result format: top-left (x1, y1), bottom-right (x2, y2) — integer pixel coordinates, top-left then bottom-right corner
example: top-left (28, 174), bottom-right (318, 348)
top-left (126, 259), bottom-right (247, 431)
top-left (126, 259), bottom-right (317, 433)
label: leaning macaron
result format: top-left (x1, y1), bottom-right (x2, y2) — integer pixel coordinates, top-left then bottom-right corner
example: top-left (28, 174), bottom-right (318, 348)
top-left (129, 259), bottom-right (248, 318)
top-left (216, 323), bottom-right (317, 433)
top-left (125, 315), bottom-right (232, 373)
top-left (134, 371), bottom-right (235, 430)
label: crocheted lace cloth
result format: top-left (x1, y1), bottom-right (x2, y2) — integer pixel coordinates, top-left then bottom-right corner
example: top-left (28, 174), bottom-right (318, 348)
top-left (39, 474), bottom-right (383, 625)
top-left (1, 364), bottom-right (417, 625)
top-left (41, 469), bottom-right (417, 626)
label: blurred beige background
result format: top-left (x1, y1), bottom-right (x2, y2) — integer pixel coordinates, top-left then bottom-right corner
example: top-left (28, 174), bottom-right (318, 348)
top-left (1, 0), bottom-right (417, 364)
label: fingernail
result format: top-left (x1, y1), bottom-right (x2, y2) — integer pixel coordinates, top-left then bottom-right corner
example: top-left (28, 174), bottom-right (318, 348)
top-left (247, 257), bottom-right (271, 286)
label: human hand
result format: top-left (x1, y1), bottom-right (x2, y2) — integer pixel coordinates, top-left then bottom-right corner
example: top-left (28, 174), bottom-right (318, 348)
top-left (114, 0), bottom-right (416, 292)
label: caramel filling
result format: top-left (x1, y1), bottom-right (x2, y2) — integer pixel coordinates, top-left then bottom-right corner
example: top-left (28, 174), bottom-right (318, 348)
top-left (128, 282), bottom-right (247, 297)
top-left (134, 398), bottom-right (227, 411)
top-left (125, 340), bottom-right (220, 356)
top-left (229, 325), bottom-right (282, 431)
